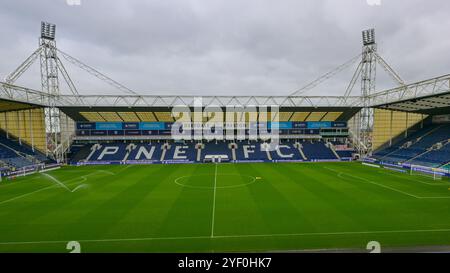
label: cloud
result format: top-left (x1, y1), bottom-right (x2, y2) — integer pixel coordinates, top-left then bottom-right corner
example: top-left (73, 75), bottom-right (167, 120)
top-left (0, 0), bottom-right (449, 96)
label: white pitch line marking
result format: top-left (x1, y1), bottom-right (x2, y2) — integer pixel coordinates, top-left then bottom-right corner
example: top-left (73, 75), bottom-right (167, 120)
top-left (0, 176), bottom-right (40, 188)
top-left (0, 171), bottom-right (111, 206)
top-left (326, 167), bottom-right (450, 199)
top-left (41, 173), bottom-right (73, 192)
top-left (212, 228), bottom-right (450, 239)
top-left (0, 177), bottom-right (87, 206)
top-left (0, 184), bottom-right (57, 206)
top-left (417, 196), bottom-right (450, 199)
top-left (174, 173), bottom-right (257, 189)
top-left (2, 228), bottom-right (450, 245)
top-left (325, 167), bottom-right (420, 199)
top-left (211, 163), bottom-right (218, 238)
top-left (380, 170), bottom-right (450, 186)
top-left (71, 184), bottom-right (90, 192)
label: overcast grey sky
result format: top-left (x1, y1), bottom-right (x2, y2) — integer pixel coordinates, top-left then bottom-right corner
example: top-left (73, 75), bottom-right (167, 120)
top-left (0, 0), bottom-right (449, 96)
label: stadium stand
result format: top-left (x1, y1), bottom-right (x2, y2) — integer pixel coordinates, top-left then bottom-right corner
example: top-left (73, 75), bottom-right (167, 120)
top-left (201, 142), bottom-right (233, 161)
top-left (301, 141), bottom-right (338, 161)
top-left (373, 124), bottom-right (450, 167)
top-left (0, 143), bottom-right (34, 168)
top-left (69, 140), bottom-right (343, 164)
top-left (67, 118), bottom-right (355, 165)
top-left (0, 130), bottom-right (51, 169)
top-left (335, 150), bottom-right (353, 158)
top-left (408, 140), bottom-right (450, 167)
top-left (73, 111), bottom-right (346, 123)
top-left (305, 112), bottom-right (326, 121)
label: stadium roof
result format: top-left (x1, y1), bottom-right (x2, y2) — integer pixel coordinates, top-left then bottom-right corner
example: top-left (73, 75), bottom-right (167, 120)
top-left (0, 81), bottom-right (364, 108)
top-left (374, 91), bottom-right (450, 115)
top-left (59, 107), bottom-right (360, 122)
top-left (1, 74), bottom-right (450, 115)
top-left (0, 98), bottom-right (39, 112)
top-left (370, 74), bottom-right (450, 115)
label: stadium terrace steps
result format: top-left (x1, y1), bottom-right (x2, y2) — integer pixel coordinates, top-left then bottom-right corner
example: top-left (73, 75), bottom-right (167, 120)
top-left (201, 142), bottom-right (232, 162)
top-left (301, 141), bottom-right (338, 160)
top-left (403, 148), bottom-right (434, 164)
top-left (0, 142), bottom-right (35, 168)
top-left (329, 144), bottom-right (341, 159)
top-left (0, 130), bottom-right (51, 168)
top-left (295, 144), bottom-right (308, 160)
top-left (336, 150), bottom-right (353, 158)
top-left (2, 157), bottom-right (35, 169)
top-left (329, 141), bottom-right (353, 159)
top-left (69, 141), bottom-right (349, 164)
top-left (374, 125), bottom-right (439, 159)
top-left (130, 143), bottom-right (164, 162)
top-left (408, 141), bottom-right (450, 167)
top-left (373, 124), bottom-right (450, 167)
top-left (0, 156), bottom-right (31, 169)
top-left (69, 144), bottom-right (91, 164)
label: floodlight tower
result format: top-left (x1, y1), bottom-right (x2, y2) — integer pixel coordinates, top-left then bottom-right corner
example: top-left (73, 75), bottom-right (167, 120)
top-left (5, 21), bottom-right (139, 163)
top-left (359, 29), bottom-right (377, 156)
top-left (40, 22), bottom-right (59, 96)
top-left (40, 22), bottom-right (63, 162)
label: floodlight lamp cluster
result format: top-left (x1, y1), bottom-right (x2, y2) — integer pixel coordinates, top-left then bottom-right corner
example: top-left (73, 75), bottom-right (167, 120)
top-left (362, 29), bottom-right (375, 46)
top-left (41, 21), bottom-right (56, 40)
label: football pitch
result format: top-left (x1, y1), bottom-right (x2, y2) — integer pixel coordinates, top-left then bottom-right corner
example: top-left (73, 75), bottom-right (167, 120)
top-left (0, 162), bottom-right (450, 253)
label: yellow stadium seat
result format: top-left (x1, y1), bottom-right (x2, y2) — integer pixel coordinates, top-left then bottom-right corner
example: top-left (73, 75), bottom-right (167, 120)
top-left (321, 112), bottom-right (343, 121)
top-left (98, 112), bottom-right (122, 122)
top-left (305, 112), bottom-right (326, 121)
top-left (135, 112), bottom-right (157, 122)
top-left (290, 112), bottom-right (310, 121)
top-left (276, 112), bottom-right (293, 122)
top-left (80, 112), bottom-right (105, 122)
top-left (154, 112), bottom-right (174, 122)
top-left (117, 112), bottom-right (140, 122)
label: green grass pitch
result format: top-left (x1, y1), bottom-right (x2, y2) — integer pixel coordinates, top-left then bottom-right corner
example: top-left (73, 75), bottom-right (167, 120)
top-left (0, 162), bottom-right (450, 253)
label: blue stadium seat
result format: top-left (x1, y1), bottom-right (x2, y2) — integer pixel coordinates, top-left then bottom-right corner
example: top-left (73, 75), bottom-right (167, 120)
top-left (373, 124), bottom-right (450, 167)
top-left (70, 140), bottom-right (343, 164)
top-left (0, 130), bottom-right (50, 168)
top-left (301, 141), bottom-right (338, 160)
top-left (201, 142), bottom-right (232, 161)
top-left (336, 150), bottom-right (353, 158)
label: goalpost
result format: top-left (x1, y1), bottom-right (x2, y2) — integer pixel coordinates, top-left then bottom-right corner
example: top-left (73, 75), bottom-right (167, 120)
top-left (409, 164), bottom-right (447, 180)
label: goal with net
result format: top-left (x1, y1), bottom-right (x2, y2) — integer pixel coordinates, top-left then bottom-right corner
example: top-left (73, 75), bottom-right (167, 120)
top-left (409, 164), bottom-right (449, 180)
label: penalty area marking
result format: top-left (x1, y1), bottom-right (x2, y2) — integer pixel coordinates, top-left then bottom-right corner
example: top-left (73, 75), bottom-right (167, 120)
top-left (380, 170), bottom-right (450, 186)
top-left (326, 167), bottom-right (419, 198)
top-left (326, 167), bottom-right (450, 199)
top-left (2, 228), bottom-right (450, 246)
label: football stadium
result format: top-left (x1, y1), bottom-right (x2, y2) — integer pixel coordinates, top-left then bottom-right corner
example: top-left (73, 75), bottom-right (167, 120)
top-left (0, 20), bottom-right (450, 254)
